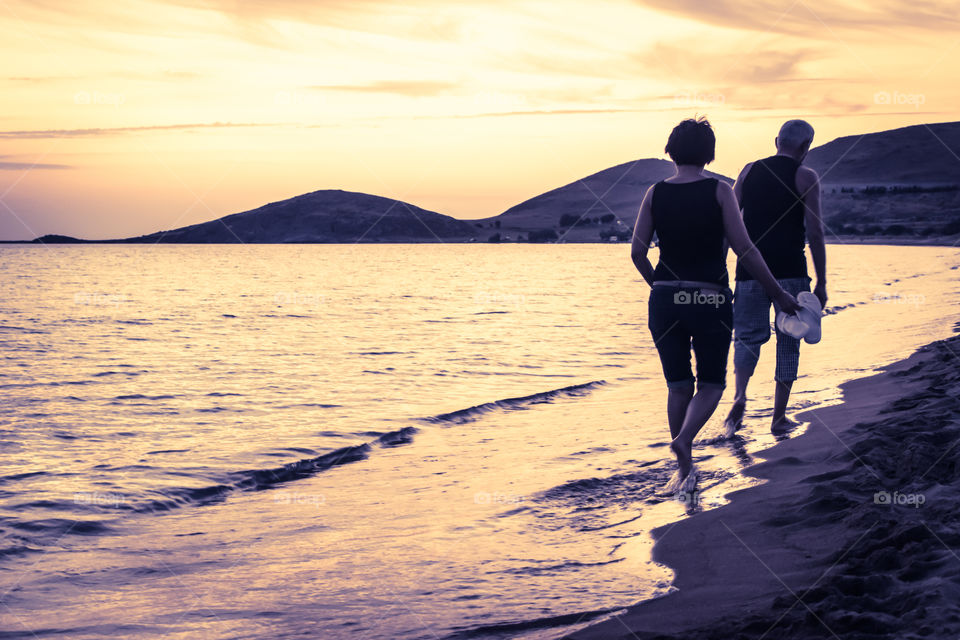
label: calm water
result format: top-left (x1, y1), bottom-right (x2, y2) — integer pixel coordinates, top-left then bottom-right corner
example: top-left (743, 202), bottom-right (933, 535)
top-left (1, 244), bottom-right (958, 639)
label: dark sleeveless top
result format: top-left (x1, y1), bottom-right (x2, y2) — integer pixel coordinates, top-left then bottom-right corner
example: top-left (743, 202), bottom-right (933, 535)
top-left (735, 155), bottom-right (808, 281)
top-left (651, 178), bottom-right (729, 288)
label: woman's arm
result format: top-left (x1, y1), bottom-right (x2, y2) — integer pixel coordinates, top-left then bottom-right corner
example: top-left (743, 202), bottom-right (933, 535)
top-left (717, 181), bottom-right (801, 314)
top-left (630, 186), bottom-right (656, 286)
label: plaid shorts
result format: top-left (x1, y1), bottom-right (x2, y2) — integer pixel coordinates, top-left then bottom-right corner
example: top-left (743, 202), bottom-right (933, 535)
top-left (732, 277), bottom-right (811, 382)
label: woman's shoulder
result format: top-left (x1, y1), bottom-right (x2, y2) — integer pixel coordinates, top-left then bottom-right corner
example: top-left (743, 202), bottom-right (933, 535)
top-left (646, 180), bottom-right (666, 197)
top-left (713, 178), bottom-right (733, 195)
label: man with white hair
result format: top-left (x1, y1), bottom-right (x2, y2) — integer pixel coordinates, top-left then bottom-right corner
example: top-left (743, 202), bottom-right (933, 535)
top-left (723, 119), bottom-right (828, 433)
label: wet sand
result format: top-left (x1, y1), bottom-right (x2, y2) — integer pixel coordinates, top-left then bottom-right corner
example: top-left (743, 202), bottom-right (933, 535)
top-left (568, 332), bottom-right (960, 639)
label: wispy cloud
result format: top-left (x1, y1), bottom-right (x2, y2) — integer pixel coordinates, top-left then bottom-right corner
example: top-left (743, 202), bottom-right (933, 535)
top-left (0, 156), bottom-right (71, 170)
top-left (631, 0), bottom-right (960, 36)
top-left (0, 122), bottom-right (276, 139)
top-left (3, 76), bottom-right (72, 83)
top-left (309, 80), bottom-right (460, 96)
top-left (448, 107), bottom-right (647, 118)
top-left (4, 70), bottom-right (204, 84)
top-left (636, 42), bottom-right (813, 85)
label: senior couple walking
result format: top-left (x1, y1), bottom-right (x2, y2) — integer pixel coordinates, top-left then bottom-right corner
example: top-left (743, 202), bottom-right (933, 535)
top-left (631, 118), bottom-right (828, 491)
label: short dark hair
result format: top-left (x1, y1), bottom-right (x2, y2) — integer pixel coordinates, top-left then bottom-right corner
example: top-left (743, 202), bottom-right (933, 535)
top-left (664, 117), bottom-right (716, 166)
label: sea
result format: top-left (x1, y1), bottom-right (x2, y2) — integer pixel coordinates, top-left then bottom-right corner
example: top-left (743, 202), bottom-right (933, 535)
top-left (1, 243), bottom-right (958, 639)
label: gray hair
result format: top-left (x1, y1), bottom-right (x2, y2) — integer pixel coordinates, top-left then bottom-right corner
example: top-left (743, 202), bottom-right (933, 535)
top-left (777, 119), bottom-right (815, 151)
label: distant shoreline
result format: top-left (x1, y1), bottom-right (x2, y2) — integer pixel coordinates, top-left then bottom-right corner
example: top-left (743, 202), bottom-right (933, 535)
top-left (2, 236), bottom-right (958, 246)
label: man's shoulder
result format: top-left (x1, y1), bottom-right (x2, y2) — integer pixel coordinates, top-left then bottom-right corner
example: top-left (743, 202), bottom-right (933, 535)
top-left (796, 164), bottom-right (820, 189)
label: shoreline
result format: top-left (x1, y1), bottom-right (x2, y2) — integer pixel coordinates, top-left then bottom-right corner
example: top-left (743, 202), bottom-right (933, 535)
top-left (1, 237), bottom-right (958, 246)
top-left (566, 332), bottom-right (960, 639)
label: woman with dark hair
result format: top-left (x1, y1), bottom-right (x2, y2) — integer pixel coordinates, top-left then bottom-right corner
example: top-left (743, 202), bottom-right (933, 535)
top-left (631, 118), bottom-right (801, 491)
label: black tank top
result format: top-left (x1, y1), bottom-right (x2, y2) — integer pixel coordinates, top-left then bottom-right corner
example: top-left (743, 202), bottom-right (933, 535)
top-left (735, 155), bottom-right (808, 281)
top-left (651, 178), bottom-right (729, 288)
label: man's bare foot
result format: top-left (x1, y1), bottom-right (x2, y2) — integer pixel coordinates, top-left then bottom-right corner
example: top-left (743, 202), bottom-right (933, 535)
top-left (670, 437), bottom-right (693, 479)
top-left (723, 398), bottom-right (746, 437)
top-left (771, 415), bottom-right (800, 433)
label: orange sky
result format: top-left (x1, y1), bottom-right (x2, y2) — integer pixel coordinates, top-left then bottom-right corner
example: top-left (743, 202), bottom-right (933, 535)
top-left (1, 0), bottom-right (957, 240)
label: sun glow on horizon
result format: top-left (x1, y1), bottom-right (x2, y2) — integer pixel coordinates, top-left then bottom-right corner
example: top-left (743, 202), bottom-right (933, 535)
top-left (1, 0), bottom-right (958, 240)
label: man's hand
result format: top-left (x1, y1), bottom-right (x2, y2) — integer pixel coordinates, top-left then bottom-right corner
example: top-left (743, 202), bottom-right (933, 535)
top-left (813, 281), bottom-right (828, 309)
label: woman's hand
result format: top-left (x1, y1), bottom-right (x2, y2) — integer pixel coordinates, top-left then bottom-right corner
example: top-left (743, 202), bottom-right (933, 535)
top-left (776, 290), bottom-right (801, 315)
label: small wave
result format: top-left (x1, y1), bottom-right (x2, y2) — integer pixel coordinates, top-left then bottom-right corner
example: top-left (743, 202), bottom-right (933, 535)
top-left (135, 427), bottom-right (419, 513)
top-left (113, 394), bottom-right (177, 401)
top-left (0, 544), bottom-right (42, 559)
top-left (355, 351), bottom-right (407, 355)
top-left (10, 517), bottom-right (114, 537)
top-left (0, 325), bottom-right (47, 334)
top-left (424, 380), bottom-right (606, 425)
top-left (278, 403), bottom-right (342, 410)
top-left (0, 470), bottom-right (48, 484)
top-left (273, 447), bottom-right (318, 456)
top-left (824, 302), bottom-right (861, 315)
top-left (377, 426), bottom-right (417, 447)
top-left (491, 557), bottom-right (624, 577)
top-left (442, 606), bottom-right (625, 639)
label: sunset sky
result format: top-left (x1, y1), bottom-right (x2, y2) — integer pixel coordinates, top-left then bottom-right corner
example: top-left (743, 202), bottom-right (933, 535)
top-left (1, 0), bottom-right (957, 240)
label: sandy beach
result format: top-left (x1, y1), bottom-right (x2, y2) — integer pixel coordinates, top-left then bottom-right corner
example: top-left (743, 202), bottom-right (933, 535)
top-left (568, 331), bottom-right (960, 640)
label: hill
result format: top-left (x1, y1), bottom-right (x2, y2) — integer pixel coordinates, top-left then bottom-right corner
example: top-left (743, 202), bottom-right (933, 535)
top-left (122, 190), bottom-right (478, 243)
top-left (806, 122), bottom-right (960, 240)
top-left (471, 158), bottom-right (731, 242)
top-left (25, 121), bottom-right (960, 245)
top-left (806, 121), bottom-right (960, 185)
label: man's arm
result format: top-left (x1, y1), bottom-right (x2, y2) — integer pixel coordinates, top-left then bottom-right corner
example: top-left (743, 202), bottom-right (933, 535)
top-left (733, 162), bottom-right (753, 206)
top-left (630, 186), bottom-right (656, 286)
top-left (724, 163), bottom-right (752, 258)
top-left (797, 166), bottom-right (827, 308)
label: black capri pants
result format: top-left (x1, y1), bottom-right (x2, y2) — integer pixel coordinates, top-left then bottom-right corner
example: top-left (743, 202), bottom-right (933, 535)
top-left (647, 284), bottom-right (734, 389)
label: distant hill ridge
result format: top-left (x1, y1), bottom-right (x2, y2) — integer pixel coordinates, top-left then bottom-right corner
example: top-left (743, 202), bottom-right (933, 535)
top-left (805, 121), bottom-right (960, 185)
top-left (28, 120), bottom-right (960, 244)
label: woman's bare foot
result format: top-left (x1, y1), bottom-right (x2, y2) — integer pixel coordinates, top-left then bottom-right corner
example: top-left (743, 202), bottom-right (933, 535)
top-left (723, 398), bottom-right (746, 436)
top-left (670, 436), bottom-right (693, 479)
